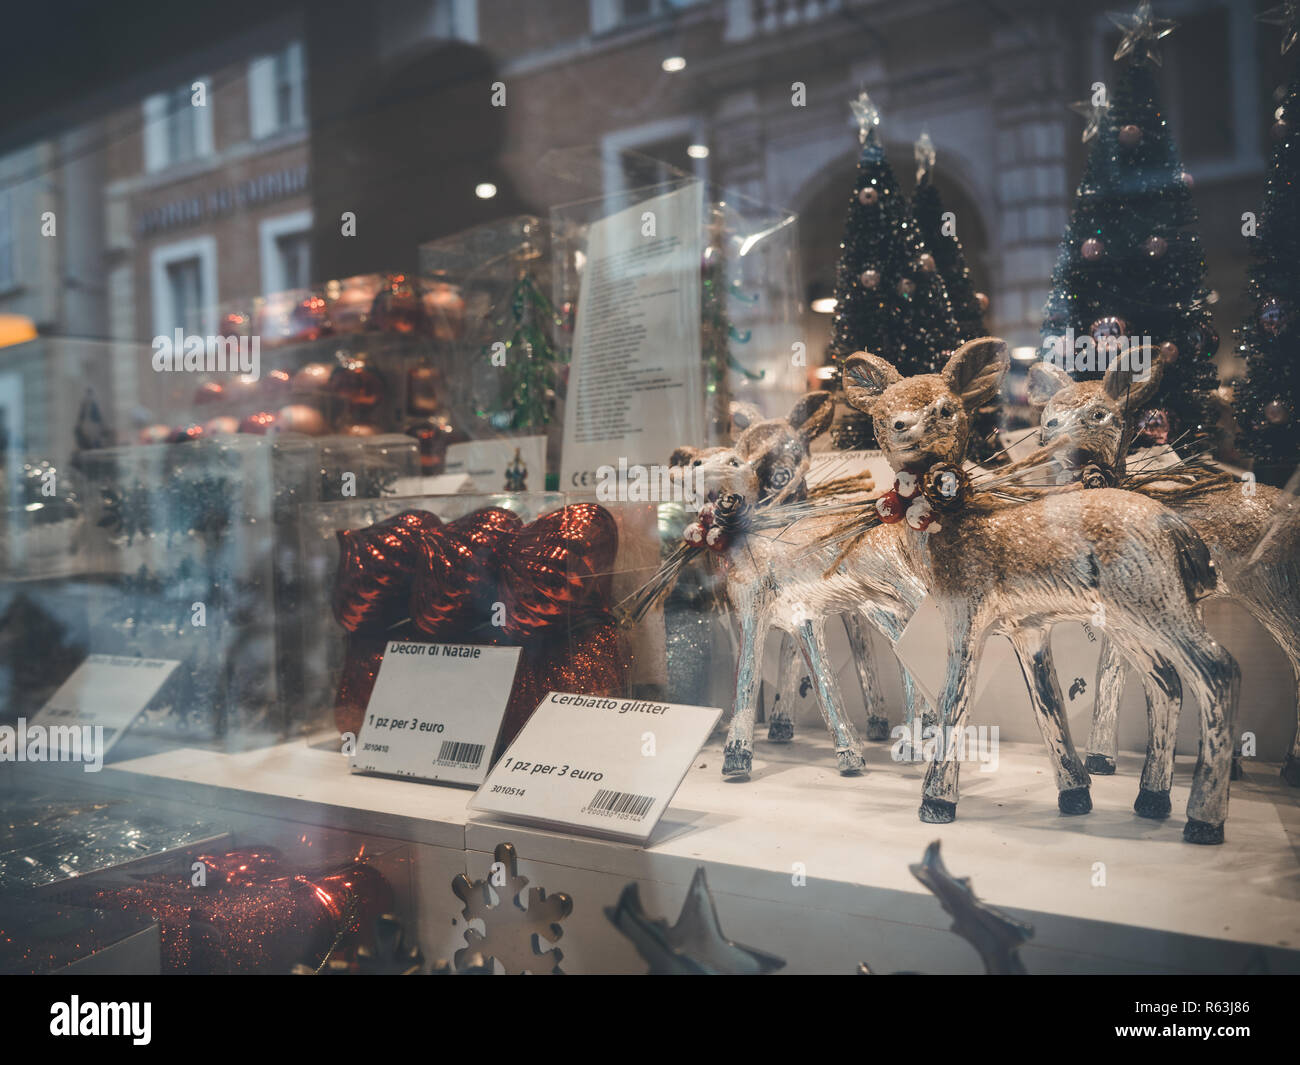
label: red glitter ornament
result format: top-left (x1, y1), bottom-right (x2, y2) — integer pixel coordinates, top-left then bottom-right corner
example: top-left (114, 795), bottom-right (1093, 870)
top-left (410, 507), bottom-right (523, 638)
top-left (332, 509), bottom-right (441, 634)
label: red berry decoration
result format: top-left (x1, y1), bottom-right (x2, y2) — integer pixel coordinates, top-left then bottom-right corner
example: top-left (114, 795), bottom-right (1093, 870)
top-left (875, 489), bottom-right (905, 523)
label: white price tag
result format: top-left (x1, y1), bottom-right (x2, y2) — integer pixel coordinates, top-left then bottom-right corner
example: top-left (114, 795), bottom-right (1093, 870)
top-left (351, 642), bottom-right (522, 786)
top-left (33, 654), bottom-right (181, 759)
top-left (469, 691), bottom-right (722, 844)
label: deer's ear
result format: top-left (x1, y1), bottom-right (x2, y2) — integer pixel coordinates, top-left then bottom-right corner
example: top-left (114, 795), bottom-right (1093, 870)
top-left (787, 391), bottom-right (834, 443)
top-left (941, 337), bottom-right (1010, 411)
top-left (842, 352), bottom-right (901, 415)
top-left (728, 400), bottom-right (761, 435)
top-left (1026, 362), bottom-right (1074, 407)
top-left (1102, 350), bottom-right (1163, 408)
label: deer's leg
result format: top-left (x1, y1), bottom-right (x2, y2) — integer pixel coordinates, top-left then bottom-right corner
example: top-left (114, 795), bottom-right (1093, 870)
top-left (1006, 625), bottom-right (1091, 814)
top-left (1158, 628), bottom-right (1240, 844)
top-left (856, 602), bottom-right (933, 755)
top-left (794, 615), bottom-right (867, 774)
top-left (1086, 635), bottom-right (1124, 776)
top-left (920, 609), bottom-right (976, 823)
top-left (766, 635), bottom-right (798, 743)
top-left (843, 613), bottom-right (890, 742)
top-left (1116, 644), bottom-right (1181, 820)
top-left (722, 608), bottom-right (767, 780)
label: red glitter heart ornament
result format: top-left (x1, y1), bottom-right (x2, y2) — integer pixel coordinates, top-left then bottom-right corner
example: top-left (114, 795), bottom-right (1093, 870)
top-left (332, 509), bottom-right (440, 634)
top-left (410, 506), bottom-right (522, 638)
top-left (498, 503), bottom-right (618, 640)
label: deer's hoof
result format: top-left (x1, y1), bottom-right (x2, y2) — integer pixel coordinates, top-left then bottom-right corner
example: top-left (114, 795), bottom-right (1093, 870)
top-left (1281, 755), bottom-right (1300, 788)
top-left (1084, 753), bottom-right (1116, 776)
top-left (1134, 788), bottom-right (1172, 820)
top-left (1058, 787), bottom-right (1092, 815)
top-left (721, 742), bottom-right (752, 780)
top-left (766, 716), bottom-right (794, 743)
top-left (865, 716), bottom-right (891, 743)
top-left (918, 797), bottom-right (957, 824)
top-left (836, 747), bottom-right (866, 776)
top-left (1183, 818), bottom-right (1225, 845)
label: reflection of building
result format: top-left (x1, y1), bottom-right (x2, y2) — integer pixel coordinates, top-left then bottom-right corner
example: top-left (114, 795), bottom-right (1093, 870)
top-left (102, 34), bottom-right (311, 344)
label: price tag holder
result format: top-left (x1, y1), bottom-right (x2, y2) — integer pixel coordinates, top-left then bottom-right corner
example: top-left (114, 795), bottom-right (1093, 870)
top-left (33, 654), bottom-right (181, 760)
top-left (468, 692), bottom-right (722, 844)
top-left (350, 642), bottom-right (522, 787)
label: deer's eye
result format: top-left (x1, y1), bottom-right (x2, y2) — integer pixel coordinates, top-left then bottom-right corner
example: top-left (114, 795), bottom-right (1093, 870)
top-left (893, 420), bottom-right (906, 431)
top-left (728, 457), bottom-right (741, 467)
top-left (1045, 418), bottom-right (1059, 429)
top-left (692, 458), bottom-right (703, 467)
top-left (1092, 409), bottom-right (1108, 421)
top-left (940, 405), bottom-right (955, 418)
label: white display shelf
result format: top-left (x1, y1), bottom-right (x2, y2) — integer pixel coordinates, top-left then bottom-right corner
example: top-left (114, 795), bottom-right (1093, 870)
top-left (29, 730), bottom-right (1300, 974)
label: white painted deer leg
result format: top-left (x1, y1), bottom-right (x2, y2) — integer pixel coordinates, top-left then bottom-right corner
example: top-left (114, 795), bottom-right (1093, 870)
top-left (1086, 635), bottom-right (1125, 776)
top-left (1006, 625), bottom-right (1091, 815)
top-left (855, 603), bottom-right (934, 751)
top-left (920, 609), bottom-right (977, 823)
top-left (843, 612), bottom-right (891, 742)
top-left (1111, 643), bottom-right (1181, 820)
top-left (1158, 631), bottom-right (1240, 844)
top-left (766, 635), bottom-right (799, 743)
top-left (722, 608), bottom-right (768, 780)
top-left (793, 616), bottom-right (867, 774)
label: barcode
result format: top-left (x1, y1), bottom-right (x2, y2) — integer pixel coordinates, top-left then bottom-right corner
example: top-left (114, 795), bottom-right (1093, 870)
top-left (435, 741), bottom-right (485, 769)
top-left (583, 788), bottom-right (655, 821)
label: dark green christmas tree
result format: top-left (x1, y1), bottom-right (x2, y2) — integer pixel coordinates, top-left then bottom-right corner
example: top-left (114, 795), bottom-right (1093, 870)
top-left (828, 92), bottom-right (960, 448)
top-left (912, 131), bottom-right (1000, 461)
top-left (483, 264), bottom-right (565, 432)
top-left (1234, 6), bottom-right (1300, 485)
top-left (1041, 3), bottom-right (1219, 448)
top-left (701, 203), bottom-right (763, 444)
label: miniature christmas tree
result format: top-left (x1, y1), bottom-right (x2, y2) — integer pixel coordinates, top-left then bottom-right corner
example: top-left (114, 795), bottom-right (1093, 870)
top-left (1040, 3), bottom-right (1219, 448)
top-left (828, 93), bottom-right (959, 449)
top-left (483, 262), bottom-right (565, 433)
top-left (1234, 8), bottom-right (1300, 485)
top-left (912, 131), bottom-right (1001, 461)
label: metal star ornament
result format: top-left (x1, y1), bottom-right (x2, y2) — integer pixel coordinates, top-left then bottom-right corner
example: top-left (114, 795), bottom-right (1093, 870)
top-left (1068, 93), bottom-right (1110, 143)
top-left (1260, 1), bottom-right (1300, 55)
top-left (914, 130), bottom-right (936, 183)
top-left (850, 90), bottom-right (881, 145)
top-left (1108, 2), bottom-right (1178, 65)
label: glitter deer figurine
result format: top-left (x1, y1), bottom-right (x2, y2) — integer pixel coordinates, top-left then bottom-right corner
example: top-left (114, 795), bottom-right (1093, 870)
top-left (841, 338), bottom-right (1240, 843)
top-left (1029, 356), bottom-right (1300, 792)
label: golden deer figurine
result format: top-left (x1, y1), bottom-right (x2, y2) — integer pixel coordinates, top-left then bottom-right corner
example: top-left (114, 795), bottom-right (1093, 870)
top-left (842, 338), bottom-right (1240, 843)
top-left (1029, 356), bottom-right (1300, 792)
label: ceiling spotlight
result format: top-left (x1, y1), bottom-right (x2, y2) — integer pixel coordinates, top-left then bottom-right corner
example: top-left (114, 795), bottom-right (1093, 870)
top-left (475, 182), bottom-right (497, 199)
top-left (1011, 346), bottom-right (1038, 362)
top-left (811, 297), bottom-right (838, 314)
top-left (687, 144), bottom-right (709, 159)
top-left (662, 56), bottom-right (686, 73)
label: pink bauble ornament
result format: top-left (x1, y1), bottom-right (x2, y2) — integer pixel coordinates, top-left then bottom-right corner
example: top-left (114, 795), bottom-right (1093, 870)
top-left (260, 368), bottom-right (292, 402)
top-left (276, 404), bottom-right (327, 436)
top-left (1090, 316), bottom-right (1128, 343)
top-left (1265, 399), bottom-right (1290, 424)
top-left (858, 186), bottom-right (879, 206)
top-left (1259, 297), bottom-right (1288, 336)
top-left (292, 362), bottom-right (334, 393)
top-left (975, 292), bottom-right (990, 313)
top-left (1179, 171), bottom-right (1194, 189)
top-left (1118, 124), bottom-right (1142, 146)
top-left (1081, 238), bottom-right (1103, 261)
top-left (204, 415), bottom-right (240, 436)
top-left (1143, 235), bottom-right (1167, 259)
top-left (194, 381), bottom-right (225, 405)
top-left (1273, 120), bottom-right (1288, 142)
top-left (860, 269), bottom-right (880, 289)
top-left (897, 278), bottom-right (916, 298)
top-left (167, 423), bottom-right (204, 444)
top-left (918, 253), bottom-right (936, 272)
top-left (240, 411), bottom-right (277, 435)
top-left (1159, 341), bottom-right (1179, 364)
